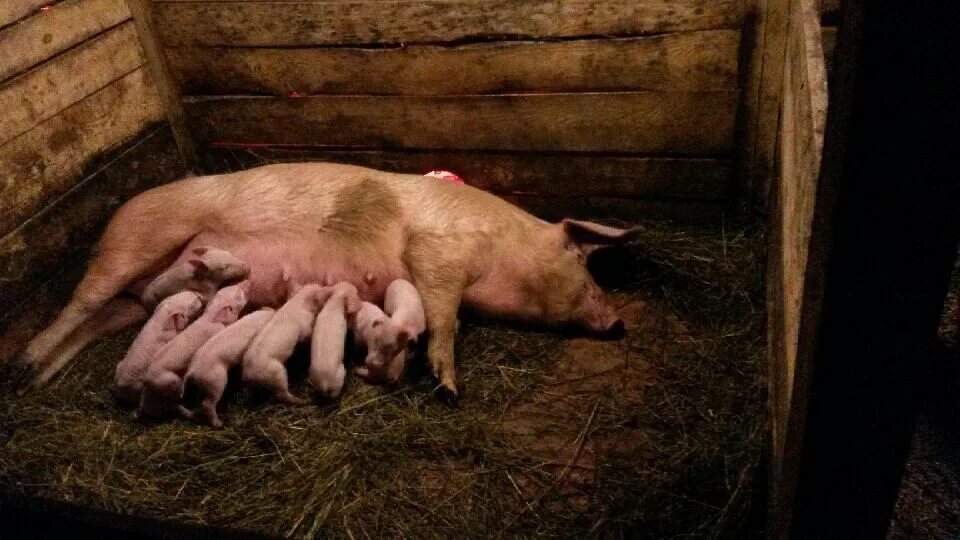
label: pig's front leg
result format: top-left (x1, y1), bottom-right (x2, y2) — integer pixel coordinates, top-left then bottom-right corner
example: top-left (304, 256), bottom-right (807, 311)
top-left (411, 278), bottom-right (463, 402)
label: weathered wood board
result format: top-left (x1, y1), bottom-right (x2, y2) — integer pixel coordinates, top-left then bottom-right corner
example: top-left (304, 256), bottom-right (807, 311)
top-left (0, 21), bottom-right (145, 145)
top-left (0, 127), bottom-right (185, 315)
top-left (167, 31), bottom-right (740, 96)
top-left (767, 0), bottom-right (828, 517)
top-left (204, 146), bottom-right (733, 200)
top-left (153, 0), bottom-right (744, 47)
top-left (186, 91), bottom-right (737, 154)
top-left (0, 68), bottom-right (164, 238)
top-left (0, 0), bottom-right (49, 28)
top-left (0, 0), bottom-right (131, 82)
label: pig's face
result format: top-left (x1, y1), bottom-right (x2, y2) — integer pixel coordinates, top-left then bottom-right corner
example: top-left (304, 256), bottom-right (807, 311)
top-left (205, 281), bottom-right (250, 324)
top-left (363, 318), bottom-right (411, 369)
top-left (533, 219), bottom-right (642, 335)
top-left (189, 246), bottom-right (251, 283)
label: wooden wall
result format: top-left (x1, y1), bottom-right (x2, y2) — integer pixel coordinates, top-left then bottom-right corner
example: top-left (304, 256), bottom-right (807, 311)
top-left (0, 0), bottom-right (187, 319)
top-left (150, 0), bottom-right (745, 219)
top-left (764, 0), bottom-right (828, 527)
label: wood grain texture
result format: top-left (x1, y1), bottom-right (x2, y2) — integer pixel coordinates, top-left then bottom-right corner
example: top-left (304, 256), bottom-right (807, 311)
top-left (0, 68), bottom-right (163, 238)
top-left (186, 92), bottom-right (737, 154)
top-left (743, 0), bottom-right (790, 205)
top-left (152, 0), bottom-right (744, 47)
top-left (0, 0), bottom-right (49, 28)
top-left (0, 127), bottom-right (185, 314)
top-left (0, 21), bottom-right (145, 145)
top-left (167, 31), bottom-right (740, 96)
top-left (204, 146), bottom-right (733, 200)
top-left (769, 0), bottom-right (828, 518)
top-left (126, 0), bottom-right (199, 169)
top-left (0, 0), bottom-right (131, 82)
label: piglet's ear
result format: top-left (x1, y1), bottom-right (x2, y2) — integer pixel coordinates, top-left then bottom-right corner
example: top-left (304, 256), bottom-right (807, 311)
top-left (212, 305), bottom-right (235, 324)
top-left (562, 219), bottom-right (644, 255)
top-left (162, 313), bottom-right (187, 332)
top-left (192, 246), bottom-right (210, 256)
top-left (188, 259), bottom-right (210, 278)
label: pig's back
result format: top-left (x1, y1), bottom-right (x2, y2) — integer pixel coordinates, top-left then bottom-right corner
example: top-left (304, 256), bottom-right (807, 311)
top-left (193, 310), bottom-right (274, 368)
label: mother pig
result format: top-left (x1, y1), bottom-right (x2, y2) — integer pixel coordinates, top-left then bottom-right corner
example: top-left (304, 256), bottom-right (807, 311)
top-left (16, 163), bottom-right (641, 399)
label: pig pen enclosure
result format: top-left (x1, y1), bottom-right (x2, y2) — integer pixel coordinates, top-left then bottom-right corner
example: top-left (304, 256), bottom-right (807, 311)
top-left (0, 0), bottom-right (842, 537)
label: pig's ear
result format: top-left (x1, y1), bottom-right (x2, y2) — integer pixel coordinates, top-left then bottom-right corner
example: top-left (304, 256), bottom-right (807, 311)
top-left (188, 259), bottom-right (210, 278)
top-left (212, 305), bottom-right (235, 324)
top-left (163, 313), bottom-right (188, 332)
top-left (562, 219), bottom-right (644, 255)
top-left (192, 246), bottom-right (210, 256)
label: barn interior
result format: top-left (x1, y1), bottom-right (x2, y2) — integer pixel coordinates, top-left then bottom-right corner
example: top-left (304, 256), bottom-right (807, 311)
top-left (1, 1), bottom-right (957, 538)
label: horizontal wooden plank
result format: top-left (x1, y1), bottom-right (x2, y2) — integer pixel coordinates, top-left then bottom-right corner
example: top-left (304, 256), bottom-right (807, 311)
top-left (0, 21), bottom-right (145, 145)
top-left (0, 0), bottom-right (131, 82)
top-left (0, 68), bottom-right (164, 238)
top-left (0, 0), bottom-right (49, 28)
top-left (503, 195), bottom-right (724, 224)
top-left (203, 146), bottom-right (732, 200)
top-left (186, 92), bottom-right (737, 154)
top-left (168, 30), bottom-right (739, 96)
top-left (0, 127), bottom-right (186, 314)
top-left (153, 0), bottom-right (744, 47)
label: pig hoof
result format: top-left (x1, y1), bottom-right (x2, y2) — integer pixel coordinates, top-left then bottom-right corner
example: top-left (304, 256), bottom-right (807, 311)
top-left (434, 384), bottom-right (460, 406)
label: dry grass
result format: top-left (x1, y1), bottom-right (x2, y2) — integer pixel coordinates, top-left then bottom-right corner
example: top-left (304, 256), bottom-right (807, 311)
top-left (0, 217), bottom-right (767, 539)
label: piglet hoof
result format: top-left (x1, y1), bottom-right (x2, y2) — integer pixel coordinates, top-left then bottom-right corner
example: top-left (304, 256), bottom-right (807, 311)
top-left (276, 391), bottom-right (309, 406)
top-left (176, 405), bottom-right (195, 420)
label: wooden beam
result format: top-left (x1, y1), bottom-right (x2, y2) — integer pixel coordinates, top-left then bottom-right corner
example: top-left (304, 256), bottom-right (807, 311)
top-left (125, 0), bottom-right (199, 170)
top-left (186, 92), bottom-right (737, 155)
top-left (780, 0), bottom-right (960, 536)
top-left (742, 0), bottom-right (791, 206)
top-left (152, 0), bottom-right (744, 47)
top-left (0, 0), bottom-right (131, 82)
top-left (166, 31), bottom-right (740, 96)
top-left (0, 21), bottom-right (145, 146)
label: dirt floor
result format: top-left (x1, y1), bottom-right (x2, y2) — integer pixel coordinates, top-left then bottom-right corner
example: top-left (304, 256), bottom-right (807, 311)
top-left (0, 219), bottom-right (767, 538)
top-left (888, 255), bottom-right (960, 539)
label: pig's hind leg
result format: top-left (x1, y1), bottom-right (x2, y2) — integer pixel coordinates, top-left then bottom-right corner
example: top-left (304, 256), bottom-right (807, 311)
top-left (18, 193), bottom-right (202, 389)
top-left (33, 297), bottom-right (148, 388)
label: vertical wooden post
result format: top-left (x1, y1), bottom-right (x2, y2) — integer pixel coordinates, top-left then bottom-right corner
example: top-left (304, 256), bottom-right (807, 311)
top-left (780, 0), bottom-right (960, 536)
top-left (741, 0), bottom-right (792, 208)
top-left (125, 0), bottom-right (199, 171)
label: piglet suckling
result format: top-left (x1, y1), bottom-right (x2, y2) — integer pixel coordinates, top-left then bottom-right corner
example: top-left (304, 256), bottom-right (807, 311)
top-left (184, 308), bottom-right (276, 428)
top-left (309, 282), bottom-right (362, 398)
top-left (113, 291), bottom-right (204, 406)
top-left (350, 300), bottom-right (411, 385)
top-left (242, 284), bottom-right (333, 404)
top-left (140, 246), bottom-right (250, 310)
top-left (139, 282), bottom-right (249, 419)
top-left (356, 279), bottom-right (426, 385)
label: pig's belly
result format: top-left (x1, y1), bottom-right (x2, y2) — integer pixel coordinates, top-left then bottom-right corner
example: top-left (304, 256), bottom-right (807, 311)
top-left (172, 231), bottom-right (409, 308)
